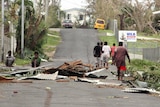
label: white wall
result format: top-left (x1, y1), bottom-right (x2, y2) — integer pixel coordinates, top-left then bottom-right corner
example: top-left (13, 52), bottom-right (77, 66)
top-left (64, 8), bottom-right (88, 25)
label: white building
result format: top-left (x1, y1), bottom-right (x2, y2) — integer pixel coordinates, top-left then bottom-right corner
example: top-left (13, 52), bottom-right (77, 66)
top-left (63, 8), bottom-right (89, 26)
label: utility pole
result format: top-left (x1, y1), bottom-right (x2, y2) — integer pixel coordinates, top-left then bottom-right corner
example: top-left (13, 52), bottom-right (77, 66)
top-left (1, 0), bottom-right (4, 62)
top-left (58, 0), bottom-right (61, 21)
top-left (21, 0), bottom-right (24, 58)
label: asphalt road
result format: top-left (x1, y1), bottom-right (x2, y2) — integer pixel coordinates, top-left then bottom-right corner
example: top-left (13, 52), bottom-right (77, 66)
top-left (0, 28), bottom-right (160, 107)
top-left (52, 28), bottom-right (99, 67)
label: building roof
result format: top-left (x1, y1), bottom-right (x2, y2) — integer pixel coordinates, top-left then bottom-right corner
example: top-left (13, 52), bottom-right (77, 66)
top-left (64, 8), bottom-right (86, 12)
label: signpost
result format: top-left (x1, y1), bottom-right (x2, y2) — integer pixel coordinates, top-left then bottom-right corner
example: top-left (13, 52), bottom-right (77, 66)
top-left (118, 30), bottom-right (137, 42)
top-left (118, 30), bottom-right (137, 48)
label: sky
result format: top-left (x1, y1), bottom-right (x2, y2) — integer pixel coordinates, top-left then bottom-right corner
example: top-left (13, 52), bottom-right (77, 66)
top-left (60, 0), bottom-right (88, 10)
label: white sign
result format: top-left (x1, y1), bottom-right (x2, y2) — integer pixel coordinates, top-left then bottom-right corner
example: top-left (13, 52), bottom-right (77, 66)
top-left (118, 30), bottom-right (137, 42)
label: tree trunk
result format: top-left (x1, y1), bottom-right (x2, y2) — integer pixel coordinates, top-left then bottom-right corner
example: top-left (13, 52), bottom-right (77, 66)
top-left (148, 22), bottom-right (158, 34)
top-left (119, 14), bottom-right (125, 30)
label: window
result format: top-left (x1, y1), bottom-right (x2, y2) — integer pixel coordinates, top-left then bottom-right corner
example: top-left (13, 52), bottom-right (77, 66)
top-left (67, 14), bottom-right (71, 20)
top-left (79, 14), bottom-right (83, 20)
top-left (97, 20), bottom-right (104, 24)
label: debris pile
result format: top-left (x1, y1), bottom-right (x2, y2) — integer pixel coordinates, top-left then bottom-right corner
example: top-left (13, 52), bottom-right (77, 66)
top-left (0, 60), bottom-right (160, 96)
top-left (44, 60), bottom-right (94, 77)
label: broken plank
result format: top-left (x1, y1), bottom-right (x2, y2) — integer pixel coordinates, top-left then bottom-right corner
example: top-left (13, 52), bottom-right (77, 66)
top-left (65, 60), bottom-right (82, 66)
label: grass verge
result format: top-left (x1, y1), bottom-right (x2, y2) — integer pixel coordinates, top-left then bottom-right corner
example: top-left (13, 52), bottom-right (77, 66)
top-left (42, 30), bottom-right (61, 58)
top-left (98, 29), bottom-right (117, 46)
top-left (15, 58), bottom-right (31, 66)
top-left (13, 29), bottom-right (61, 66)
top-left (99, 30), bottom-right (160, 90)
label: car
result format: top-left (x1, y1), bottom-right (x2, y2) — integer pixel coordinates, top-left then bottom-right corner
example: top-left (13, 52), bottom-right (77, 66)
top-left (94, 18), bottom-right (105, 30)
top-left (62, 20), bottom-right (73, 28)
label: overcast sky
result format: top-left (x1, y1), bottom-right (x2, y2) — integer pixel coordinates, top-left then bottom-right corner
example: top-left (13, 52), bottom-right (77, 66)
top-left (60, 0), bottom-right (88, 10)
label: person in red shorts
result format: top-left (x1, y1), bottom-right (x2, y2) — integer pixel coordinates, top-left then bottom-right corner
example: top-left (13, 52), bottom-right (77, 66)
top-left (113, 42), bottom-right (130, 81)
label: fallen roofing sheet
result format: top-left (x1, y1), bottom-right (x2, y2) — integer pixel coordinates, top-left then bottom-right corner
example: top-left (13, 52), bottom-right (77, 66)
top-left (77, 78), bottom-right (100, 83)
top-left (85, 68), bottom-right (106, 76)
top-left (85, 68), bottom-right (116, 79)
top-left (95, 81), bottom-right (122, 86)
top-left (10, 63), bottom-right (54, 75)
top-left (0, 76), bottom-right (32, 83)
top-left (18, 71), bottom-right (58, 80)
top-left (136, 80), bottom-right (148, 88)
top-left (122, 88), bottom-right (160, 94)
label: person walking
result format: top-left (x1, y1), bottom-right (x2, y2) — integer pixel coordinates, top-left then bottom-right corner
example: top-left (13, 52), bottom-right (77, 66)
top-left (113, 42), bottom-right (130, 81)
top-left (101, 41), bottom-right (111, 68)
top-left (111, 43), bottom-right (116, 64)
top-left (31, 51), bottom-right (41, 67)
top-left (93, 42), bottom-right (101, 68)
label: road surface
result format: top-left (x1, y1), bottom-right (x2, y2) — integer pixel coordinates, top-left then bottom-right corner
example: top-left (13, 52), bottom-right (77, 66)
top-left (52, 28), bottom-right (99, 67)
top-left (0, 29), bottom-right (160, 107)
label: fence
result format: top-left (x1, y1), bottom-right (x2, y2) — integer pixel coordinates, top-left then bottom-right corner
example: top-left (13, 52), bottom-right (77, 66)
top-left (143, 47), bottom-right (160, 62)
top-left (108, 19), bottom-right (160, 62)
top-left (124, 42), bottom-right (160, 62)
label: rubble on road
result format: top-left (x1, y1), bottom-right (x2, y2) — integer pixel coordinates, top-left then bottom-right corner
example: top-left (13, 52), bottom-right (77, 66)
top-left (56, 79), bottom-right (70, 82)
top-left (0, 76), bottom-right (32, 83)
top-left (122, 88), bottom-right (160, 94)
top-left (1, 60), bottom-right (159, 96)
top-left (43, 60), bottom-right (99, 78)
top-left (85, 68), bottom-right (108, 79)
top-left (77, 78), bottom-right (100, 83)
top-left (18, 71), bottom-right (59, 80)
top-left (9, 63), bottom-right (54, 76)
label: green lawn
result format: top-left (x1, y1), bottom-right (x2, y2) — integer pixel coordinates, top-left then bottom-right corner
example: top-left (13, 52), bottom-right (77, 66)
top-left (99, 30), bottom-right (160, 48)
top-left (42, 35), bottom-right (61, 52)
top-left (98, 30), bottom-right (160, 90)
top-left (99, 36), bottom-right (117, 46)
top-left (98, 29), bottom-right (117, 46)
top-left (14, 58), bottom-right (31, 66)
top-left (138, 32), bottom-right (160, 38)
top-left (42, 29), bottom-right (61, 53)
top-left (13, 30), bottom-right (61, 66)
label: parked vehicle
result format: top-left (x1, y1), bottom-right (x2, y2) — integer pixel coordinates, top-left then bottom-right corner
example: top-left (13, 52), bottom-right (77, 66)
top-left (62, 20), bottom-right (73, 28)
top-left (94, 18), bottom-right (105, 30)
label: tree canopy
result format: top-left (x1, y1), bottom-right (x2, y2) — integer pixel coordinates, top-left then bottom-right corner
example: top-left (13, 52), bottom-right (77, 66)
top-left (86, 0), bottom-right (160, 34)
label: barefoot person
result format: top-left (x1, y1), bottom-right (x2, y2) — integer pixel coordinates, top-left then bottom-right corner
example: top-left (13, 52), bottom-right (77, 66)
top-left (114, 42), bottom-right (130, 80)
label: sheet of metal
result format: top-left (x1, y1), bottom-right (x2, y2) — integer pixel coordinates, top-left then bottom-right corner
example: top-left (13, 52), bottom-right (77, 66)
top-left (18, 71), bottom-right (58, 80)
